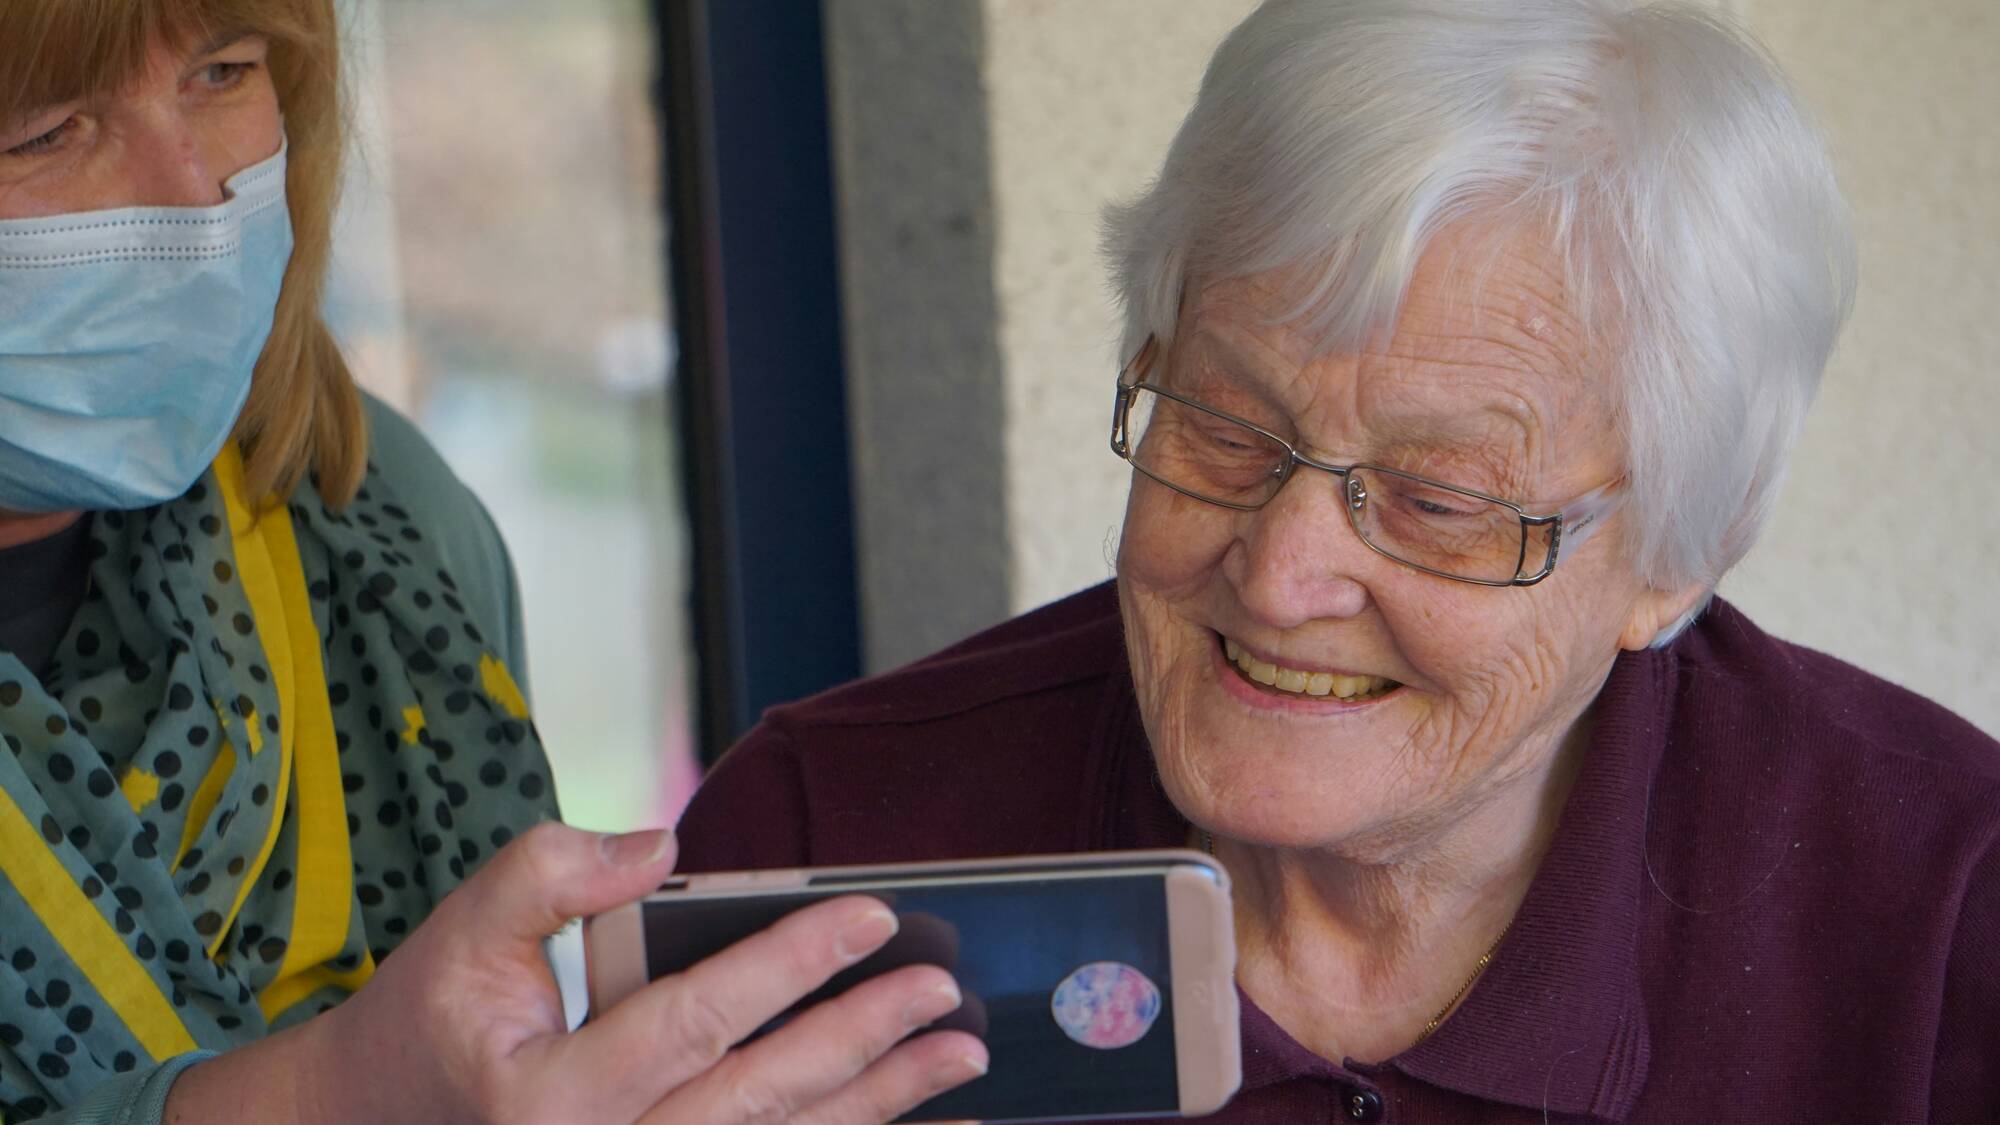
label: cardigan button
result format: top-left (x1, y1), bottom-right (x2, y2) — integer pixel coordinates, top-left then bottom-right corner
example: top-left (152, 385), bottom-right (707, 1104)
top-left (1345, 1087), bottom-right (1385, 1121)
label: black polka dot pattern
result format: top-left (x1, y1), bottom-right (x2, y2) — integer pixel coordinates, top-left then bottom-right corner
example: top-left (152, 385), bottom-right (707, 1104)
top-left (0, 457), bottom-right (557, 1111)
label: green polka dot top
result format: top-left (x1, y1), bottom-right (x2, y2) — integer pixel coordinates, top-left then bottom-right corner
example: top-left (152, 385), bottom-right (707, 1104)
top-left (0, 395), bottom-right (561, 1121)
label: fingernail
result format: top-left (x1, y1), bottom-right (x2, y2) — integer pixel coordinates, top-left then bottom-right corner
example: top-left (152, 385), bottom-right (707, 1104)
top-left (936, 1050), bottom-right (987, 1085)
top-left (903, 979), bottom-right (963, 1031)
top-left (834, 906), bottom-right (898, 963)
top-left (599, 828), bottom-right (673, 868)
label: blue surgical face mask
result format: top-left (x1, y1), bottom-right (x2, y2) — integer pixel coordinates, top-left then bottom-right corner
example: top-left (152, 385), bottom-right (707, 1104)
top-left (0, 141), bottom-right (294, 513)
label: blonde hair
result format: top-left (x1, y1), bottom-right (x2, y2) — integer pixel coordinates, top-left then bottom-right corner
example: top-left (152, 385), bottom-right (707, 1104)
top-left (1, 0), bottom-right (367, 508)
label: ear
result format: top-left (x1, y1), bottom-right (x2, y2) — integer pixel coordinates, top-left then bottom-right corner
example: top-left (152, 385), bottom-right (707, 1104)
top-left (1618, 582), bottom-right (1712, 651)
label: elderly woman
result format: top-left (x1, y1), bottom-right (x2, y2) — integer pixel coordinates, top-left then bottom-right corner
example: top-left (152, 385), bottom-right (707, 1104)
top-left (0, 1), bottom-right (985, 1121)
top-left (678, 0), bottom-right (1999, 1121)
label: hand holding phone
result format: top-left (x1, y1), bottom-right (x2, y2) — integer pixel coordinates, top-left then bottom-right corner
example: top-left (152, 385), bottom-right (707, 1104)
top-left (587, 850), bottom-right (1242, 1123)
top-left (240, 823), bottom-right (986, 1125)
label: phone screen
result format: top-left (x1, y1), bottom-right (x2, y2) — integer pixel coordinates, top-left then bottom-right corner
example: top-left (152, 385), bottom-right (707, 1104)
top-left (641, 868), bottom-right (1181, 1122)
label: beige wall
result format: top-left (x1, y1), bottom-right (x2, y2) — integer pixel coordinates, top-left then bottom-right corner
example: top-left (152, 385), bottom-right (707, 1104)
top-left (828, 0), bottom-right (1999, 736)
top-left (1717, 0), bottom-right (2000, 734)
top-left (982, 0), bottom-right (1262, 611)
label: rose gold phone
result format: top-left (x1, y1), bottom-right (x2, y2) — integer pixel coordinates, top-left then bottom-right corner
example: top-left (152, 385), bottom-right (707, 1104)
top-left (586, 849), bottom-right (1239, 1123)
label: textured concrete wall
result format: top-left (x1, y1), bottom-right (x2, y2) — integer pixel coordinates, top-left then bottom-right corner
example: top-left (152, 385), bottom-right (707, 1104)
top-left (982, 0), bottom-right (1261, 610)
top-left (822, 0), bottom-right (1012, 671)
top-left (829, 0), bottom-right (1998, 735)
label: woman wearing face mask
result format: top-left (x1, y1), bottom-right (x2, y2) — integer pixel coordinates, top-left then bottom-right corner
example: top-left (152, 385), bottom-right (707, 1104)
top-left (0, 3), bottom-right (986, 1122)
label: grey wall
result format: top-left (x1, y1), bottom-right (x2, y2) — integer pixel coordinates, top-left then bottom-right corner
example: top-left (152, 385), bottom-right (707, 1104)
top-left (823, 0), bottom-right (1011, 670)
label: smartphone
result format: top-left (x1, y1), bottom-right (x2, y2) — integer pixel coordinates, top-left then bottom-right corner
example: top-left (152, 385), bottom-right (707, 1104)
top-left (585, 849), bottom-right (1240, 1123)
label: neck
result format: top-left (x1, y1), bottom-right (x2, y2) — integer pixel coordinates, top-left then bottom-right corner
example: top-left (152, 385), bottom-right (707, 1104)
top-left (1220, 711), bottom-right (1592, 1064)
top-left (0, 509), bottom-right (84, 550)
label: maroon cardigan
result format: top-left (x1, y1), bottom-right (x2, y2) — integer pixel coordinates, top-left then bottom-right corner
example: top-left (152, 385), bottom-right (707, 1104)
top-left (676, 582), bottom-right (2000, 1123)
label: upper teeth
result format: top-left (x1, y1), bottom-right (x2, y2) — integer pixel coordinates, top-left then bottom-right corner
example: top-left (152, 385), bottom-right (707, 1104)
top-left (1223, 637), bottom-right (1396, 699)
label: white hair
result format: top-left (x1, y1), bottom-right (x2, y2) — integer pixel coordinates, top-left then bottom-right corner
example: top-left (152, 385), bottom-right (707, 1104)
top-left (1103, 0), bottom-right (1855, 641)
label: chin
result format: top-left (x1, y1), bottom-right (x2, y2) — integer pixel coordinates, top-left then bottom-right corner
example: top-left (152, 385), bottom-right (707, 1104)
top-left (1140, 632), bottom-right (1435, 852)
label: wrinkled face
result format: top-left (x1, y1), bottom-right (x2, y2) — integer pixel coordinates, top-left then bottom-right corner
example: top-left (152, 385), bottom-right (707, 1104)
top-left (0, 29), bottom-right (281, 219)
top-left (1118, 225), bottom-right (1663, 859)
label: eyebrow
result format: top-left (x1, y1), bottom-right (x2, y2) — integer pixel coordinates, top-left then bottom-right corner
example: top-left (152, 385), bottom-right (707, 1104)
top-left (1169, 332), bottom-right (1295, 414)
top-left (1188, 332), bottom-right (1287, 387)
top-left (0, 29), bottom-right (261, 137)
top-left (1192, 333), bottom-right (1533, 445)
top-left (1373, 406), bottom-right (1531, 448)
top-left (191, 27), bottom-right (258, 59)
top-left (1178, 325), bottom-right (1550, 495)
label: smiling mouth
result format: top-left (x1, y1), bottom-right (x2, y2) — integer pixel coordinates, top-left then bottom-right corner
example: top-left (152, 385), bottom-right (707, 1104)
top-left (1220, 635), bottom-right (1403, 701)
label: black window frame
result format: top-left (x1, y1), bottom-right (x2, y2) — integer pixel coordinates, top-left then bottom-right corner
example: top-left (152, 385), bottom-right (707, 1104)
top-left (656, 0), bottom-right (863, 767)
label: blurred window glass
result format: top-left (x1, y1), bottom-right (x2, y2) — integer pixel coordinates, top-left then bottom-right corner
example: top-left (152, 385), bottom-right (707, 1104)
top-left (326, 0), bottom-right (696, 830)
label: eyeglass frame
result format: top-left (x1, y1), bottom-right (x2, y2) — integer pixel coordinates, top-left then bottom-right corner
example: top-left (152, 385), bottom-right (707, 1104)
top-left (1108, 337), bottom-right (1624, 587)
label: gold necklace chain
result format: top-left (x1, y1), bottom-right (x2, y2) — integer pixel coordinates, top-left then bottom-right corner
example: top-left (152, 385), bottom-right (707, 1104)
top-left (1413, 919), bottom-right (1510, 1042)
top-left (1200, 829), bottom-right (1510, 1044)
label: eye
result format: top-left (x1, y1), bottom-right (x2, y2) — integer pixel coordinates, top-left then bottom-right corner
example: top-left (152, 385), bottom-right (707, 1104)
top-left (197, 61), bottom-right (257, 90)
top-left (5, 117), bottom-right (75, 158)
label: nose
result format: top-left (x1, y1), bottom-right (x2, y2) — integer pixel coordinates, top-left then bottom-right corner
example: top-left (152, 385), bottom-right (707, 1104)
top-left (121, 110), bottom-right (230, 208)
top-left (1222, 466), bottom-right (1378, 629)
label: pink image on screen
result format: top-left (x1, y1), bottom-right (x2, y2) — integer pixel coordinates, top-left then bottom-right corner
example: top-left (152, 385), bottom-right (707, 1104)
top-left (1050, 961), bottom-right (1163, 1049)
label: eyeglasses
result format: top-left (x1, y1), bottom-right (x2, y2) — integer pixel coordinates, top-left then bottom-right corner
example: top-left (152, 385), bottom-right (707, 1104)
top-left (1108, 338), bottom-right (1622, 587)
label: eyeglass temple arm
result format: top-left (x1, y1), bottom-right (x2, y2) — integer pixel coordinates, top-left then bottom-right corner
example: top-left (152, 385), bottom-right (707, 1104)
top-left (1111, 336), bottom-right (1161, 456)
top-left (1543, 480), bottom-right (1624, 562)
top-left (1121, 336), bottom-right (1159, 386)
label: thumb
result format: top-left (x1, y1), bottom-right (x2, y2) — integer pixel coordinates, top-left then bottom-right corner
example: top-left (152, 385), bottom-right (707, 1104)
top-left (450, 821), bottom-right (677, 946)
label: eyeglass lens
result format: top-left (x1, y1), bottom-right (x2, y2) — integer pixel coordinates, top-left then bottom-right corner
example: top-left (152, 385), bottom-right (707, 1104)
top-left (1123, 387), bottom-right (1544, 583)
